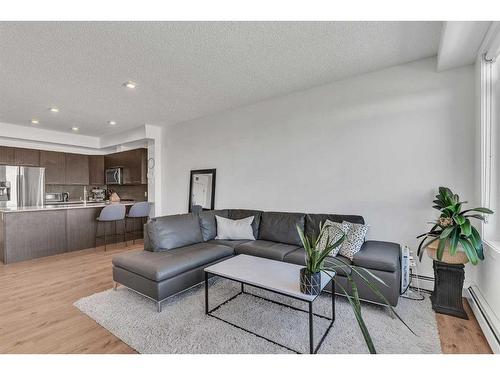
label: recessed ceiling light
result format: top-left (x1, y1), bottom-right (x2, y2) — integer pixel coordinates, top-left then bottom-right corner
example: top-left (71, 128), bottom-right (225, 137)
top-left (123, 81), bottom-right (137, 89)
top-left (108, 120), bottom-right (117, 126)
top-left (49, 107), bottom-right (59, 113)
top-left (31, 119), bottom-right (39, 124)
top-left (71, 127), bottom-right (79, 131)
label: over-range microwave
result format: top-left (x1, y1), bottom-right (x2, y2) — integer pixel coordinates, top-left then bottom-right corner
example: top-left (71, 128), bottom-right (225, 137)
top-left (105, 167), bottom-right (123, 185)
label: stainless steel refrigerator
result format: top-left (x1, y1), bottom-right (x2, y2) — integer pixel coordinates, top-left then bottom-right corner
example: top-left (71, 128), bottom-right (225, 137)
top-left (0, 166), bottom-right (45, 208)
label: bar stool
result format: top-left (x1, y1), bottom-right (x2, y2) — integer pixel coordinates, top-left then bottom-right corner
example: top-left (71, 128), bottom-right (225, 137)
top-left (95, 204), bottom-right (126, 251)
top-left (125, 201), bottom-right (150, 245)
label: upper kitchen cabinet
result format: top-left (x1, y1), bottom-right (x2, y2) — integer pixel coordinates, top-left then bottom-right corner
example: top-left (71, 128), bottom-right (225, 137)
top-left (40, 150), bottom-right (66, 184)
top-left (14, 147), bottom-right (40, 166)
top-left (88, 155), bottom-right (105, 185)
top-left (65, 153), bottom-right (89, 185)
top-left (105, 148), bottom-right (147, 185)
top-left (0, 146), bottom-right (15, 165)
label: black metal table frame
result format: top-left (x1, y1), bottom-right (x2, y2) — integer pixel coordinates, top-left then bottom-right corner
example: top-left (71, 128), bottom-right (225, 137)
top-left (204, 271), bottom-right (335, 354)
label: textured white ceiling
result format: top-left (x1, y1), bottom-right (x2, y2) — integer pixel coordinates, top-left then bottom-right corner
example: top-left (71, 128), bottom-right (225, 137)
top-left (0, 21), bottom-right (442, 136)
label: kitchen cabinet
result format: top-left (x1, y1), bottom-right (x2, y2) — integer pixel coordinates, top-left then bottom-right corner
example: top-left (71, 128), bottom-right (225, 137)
top-left (66, 207), bottom-right (100, 251)
top-left (40, 150), bottom-right (66, 184)
top-left (0, 146), bottom-right (15, 165)
top-left (0, 210), bottom-right (67, 263)
top-left (88, 155), bottom-right (105, 185)
top-left (104, 148), bottom-right (147, 185)
top-left (65, 153), bottom-right (89, 185)
top-left (14, 147), bottom-right (40, 166)
top-left (0, 203), bottom-right (136, 264)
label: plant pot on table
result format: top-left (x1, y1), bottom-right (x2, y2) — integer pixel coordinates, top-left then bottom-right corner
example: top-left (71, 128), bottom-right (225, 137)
top-left (299, 268), bottom-right (322, 295)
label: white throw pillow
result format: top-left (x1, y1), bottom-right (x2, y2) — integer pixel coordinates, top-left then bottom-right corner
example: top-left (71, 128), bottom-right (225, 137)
top-left (318, 220), bottom-right (350, 256)
top-left (338, 221), bottom-right (369, 260)
top-left (215, 215), bottom-right (255, 240)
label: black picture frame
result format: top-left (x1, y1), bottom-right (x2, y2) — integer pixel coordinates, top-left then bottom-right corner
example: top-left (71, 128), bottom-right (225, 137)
top-left (188, 169), bottom-right (216, 212)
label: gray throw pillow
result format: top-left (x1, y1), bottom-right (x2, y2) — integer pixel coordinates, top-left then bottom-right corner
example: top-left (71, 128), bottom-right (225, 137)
top-left (215, 215), bottom-right (255, 240)
top-left (338, 221), bottom-right (369, 260)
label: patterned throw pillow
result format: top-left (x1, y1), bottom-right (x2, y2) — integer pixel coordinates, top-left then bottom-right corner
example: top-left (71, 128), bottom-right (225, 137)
top-left (338, 221), bottom-right (369, 260)
top-left (318, 220), bottom-right (350, 257)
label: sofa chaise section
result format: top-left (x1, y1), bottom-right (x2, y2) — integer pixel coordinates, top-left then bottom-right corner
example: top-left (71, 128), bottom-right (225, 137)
top-left (113, 213), bottom-right (235, 312)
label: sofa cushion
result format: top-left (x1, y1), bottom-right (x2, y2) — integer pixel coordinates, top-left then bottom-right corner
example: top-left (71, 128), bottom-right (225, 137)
top-left (283, 248), bottom-right (352, 277)
top-left (235, 240), bottom-right (300, 261)
top-left (338, 221), bottom-right (369, 261)
top-left (305, 213), bottom-right (365, 239)
top-left (258, 211), bottom-right (305, 246)
top-left (198, 209), bottom-right (229, 241)
top-left (318, 220), bottom-right (350, 257)
top-left (146, 213), bottom-right (203, 251)
top-left (352, 240), bottom-right (400, 272)
top-left (227, 209), bottom-right (262, 238)
top-left (215, 215), bottom-right (255, 240)
top-left (112, 242), bottom-right (234, 282)
top-left (208, 239), bottom-right (252, 248)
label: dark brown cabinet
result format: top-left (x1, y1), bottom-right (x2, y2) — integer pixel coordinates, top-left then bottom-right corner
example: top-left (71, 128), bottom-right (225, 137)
top-left (0, 146), bottom-right (15, 165)
top-left (1, 210), bottom-right (67, 263)
top-left (65, 153), bottom-right (89, 185)
top-left (14, 148), bottom-right (40, 166)
top-left (66, 207), bottom-right (100, 251)
top-left (104, 148), bottom-right (147, 185)
top-left (1, 145), bottom-right (146, 187)
top-left (40, 150), bottom-right (66, 184)
top-left (88, 155), bottom-right (105, 185)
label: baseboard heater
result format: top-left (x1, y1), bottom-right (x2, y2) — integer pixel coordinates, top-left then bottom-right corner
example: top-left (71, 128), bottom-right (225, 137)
top-left (410, 274), bottom-right (434, 292)
top-left (467, 286), bottom-right (500, 353)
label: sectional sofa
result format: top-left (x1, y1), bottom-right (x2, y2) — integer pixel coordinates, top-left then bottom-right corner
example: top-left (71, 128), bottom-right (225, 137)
top-left (112, 209), bottom-right (401, 312)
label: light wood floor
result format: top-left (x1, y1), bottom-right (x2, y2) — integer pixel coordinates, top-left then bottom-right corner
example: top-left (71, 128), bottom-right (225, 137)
top-left (0, 243), bottom-right (493, 354)
top-left (436, 298), bottom-right (492, 354)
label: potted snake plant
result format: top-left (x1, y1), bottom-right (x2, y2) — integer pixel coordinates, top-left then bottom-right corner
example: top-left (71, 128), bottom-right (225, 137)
top-left (296, 222), bottom-right (413, 353)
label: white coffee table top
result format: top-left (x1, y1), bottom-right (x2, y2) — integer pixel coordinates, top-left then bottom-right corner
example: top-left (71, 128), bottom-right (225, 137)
top-left (204, 254), bottom-right (334, 302)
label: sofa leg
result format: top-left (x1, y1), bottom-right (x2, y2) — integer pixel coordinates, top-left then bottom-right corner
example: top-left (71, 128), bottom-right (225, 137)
top-left (157, 301), bottom-right (162, 313)
top-left (113, 282), bottom-right (119, 291)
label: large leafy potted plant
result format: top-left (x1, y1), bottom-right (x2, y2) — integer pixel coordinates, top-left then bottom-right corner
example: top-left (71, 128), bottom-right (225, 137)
top-left (417, 186), bottom-right (493, 318)
top-left (417, 187), bottom-right (493, 265)
top-left (297, 222), bottom-right (413, 354)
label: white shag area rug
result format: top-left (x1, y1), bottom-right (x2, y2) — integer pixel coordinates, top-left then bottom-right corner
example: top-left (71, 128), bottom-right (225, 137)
top-left (74, 278), bottom-right (441, 354)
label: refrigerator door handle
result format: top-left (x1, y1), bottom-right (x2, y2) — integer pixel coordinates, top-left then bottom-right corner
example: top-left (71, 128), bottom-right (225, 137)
top-left (16, 173), bottom-right (23, 207)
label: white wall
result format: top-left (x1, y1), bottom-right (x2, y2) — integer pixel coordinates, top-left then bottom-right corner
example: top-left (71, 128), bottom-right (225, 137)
top-left (162, 57), bottom-right (476, 280)
top-left (472, 53), bottom-right (500, 346)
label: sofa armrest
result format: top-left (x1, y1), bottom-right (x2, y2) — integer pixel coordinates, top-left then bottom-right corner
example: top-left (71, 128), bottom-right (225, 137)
top-left (352, 240), bottom-right (400, 272)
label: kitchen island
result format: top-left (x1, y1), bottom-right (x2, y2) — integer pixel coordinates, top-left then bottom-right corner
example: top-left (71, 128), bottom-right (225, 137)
top-left (0, 201), bottom-right (140, 264)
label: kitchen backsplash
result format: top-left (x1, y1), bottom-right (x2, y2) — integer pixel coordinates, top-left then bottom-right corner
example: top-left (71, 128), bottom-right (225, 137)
top-left (111, 185), bottom-right (148, 202)
top-left (46, 184), bottom-right (147, 202)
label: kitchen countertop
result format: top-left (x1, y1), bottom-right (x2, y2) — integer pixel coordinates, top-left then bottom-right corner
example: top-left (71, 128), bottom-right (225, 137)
top-left (0, 201), bottom-right (136, 213)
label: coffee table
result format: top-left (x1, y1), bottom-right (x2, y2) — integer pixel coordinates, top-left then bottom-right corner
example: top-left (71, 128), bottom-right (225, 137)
top-left (204, 254), bottom-right (335, 354)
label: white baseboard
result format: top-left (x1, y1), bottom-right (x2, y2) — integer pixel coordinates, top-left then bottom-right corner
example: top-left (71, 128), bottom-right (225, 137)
top-left (467, 286), bottom-right (500, 353)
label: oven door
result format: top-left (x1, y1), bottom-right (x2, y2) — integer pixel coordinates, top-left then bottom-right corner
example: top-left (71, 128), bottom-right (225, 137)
top-left (105, 168), bottom-right (123, 185)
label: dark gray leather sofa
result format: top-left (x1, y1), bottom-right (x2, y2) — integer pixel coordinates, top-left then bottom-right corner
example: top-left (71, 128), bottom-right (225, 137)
top-left (112, 209), bottom-right (401, 312)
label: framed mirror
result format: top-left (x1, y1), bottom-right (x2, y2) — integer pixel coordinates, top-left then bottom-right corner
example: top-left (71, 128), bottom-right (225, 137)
top-left (188, 169), bottom-right (216, 212)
